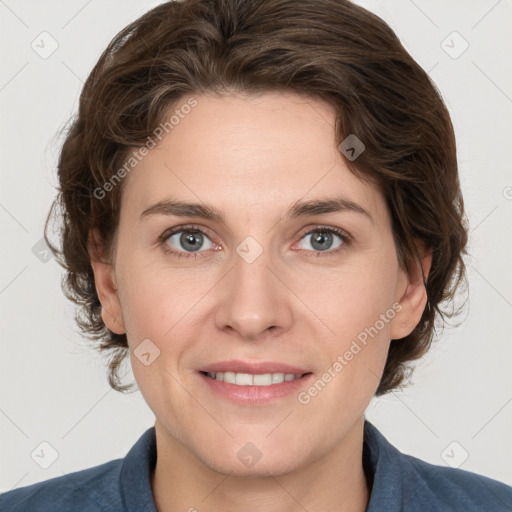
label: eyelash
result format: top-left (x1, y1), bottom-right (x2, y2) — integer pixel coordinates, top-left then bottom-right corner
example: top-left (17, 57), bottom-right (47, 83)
top-left (159, 224), bottom-right (351, 260)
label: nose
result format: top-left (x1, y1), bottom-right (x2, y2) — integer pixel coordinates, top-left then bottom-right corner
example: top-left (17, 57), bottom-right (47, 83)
top-left (214, 245), bottom-right (293, 342)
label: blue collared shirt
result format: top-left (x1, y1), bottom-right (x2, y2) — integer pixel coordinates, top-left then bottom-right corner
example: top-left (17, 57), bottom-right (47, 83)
top-left (1, 419), bottom-right (511, 511)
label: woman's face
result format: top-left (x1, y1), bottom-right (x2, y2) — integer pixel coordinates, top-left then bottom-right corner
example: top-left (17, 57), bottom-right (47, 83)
top-left (93, 91), bottom-right (425, 476)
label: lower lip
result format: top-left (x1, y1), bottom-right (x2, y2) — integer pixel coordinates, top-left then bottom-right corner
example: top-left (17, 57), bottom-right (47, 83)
top-left (199, 372), bottom-right (314, 405)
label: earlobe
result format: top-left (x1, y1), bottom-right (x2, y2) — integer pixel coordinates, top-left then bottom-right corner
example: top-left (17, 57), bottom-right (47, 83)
top-left (88, 229), bottom-right (125, 335)
top-left (390, 244), bottom-right (432, 340)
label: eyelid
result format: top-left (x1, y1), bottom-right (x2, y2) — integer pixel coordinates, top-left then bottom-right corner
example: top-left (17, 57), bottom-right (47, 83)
top-left (298, 224), bottom-right (350, 241)
top-left (159, 223), bottom-right (215, 240)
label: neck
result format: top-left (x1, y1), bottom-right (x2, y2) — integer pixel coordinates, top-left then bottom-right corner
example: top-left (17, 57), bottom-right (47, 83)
top-left (150, 417), bottom-right (370, 512)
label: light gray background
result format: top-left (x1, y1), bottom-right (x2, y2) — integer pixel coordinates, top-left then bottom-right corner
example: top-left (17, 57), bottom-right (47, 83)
top-left (1, 0), bottom-right (511, 493)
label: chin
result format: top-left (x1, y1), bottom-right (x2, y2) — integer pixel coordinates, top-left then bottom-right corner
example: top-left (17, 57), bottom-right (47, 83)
top-left (203, 452), bottom-right (303, 478)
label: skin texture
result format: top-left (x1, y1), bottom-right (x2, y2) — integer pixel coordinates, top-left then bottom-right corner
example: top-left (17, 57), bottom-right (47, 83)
top-left (90, 91), bottom-right (431, 512)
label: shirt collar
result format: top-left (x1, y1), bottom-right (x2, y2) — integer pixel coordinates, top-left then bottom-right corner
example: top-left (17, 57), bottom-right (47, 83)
top-left (120, 419), bottom-right (404, 511)
top-left (363, 419), bottom-right (404, 511)
top-left (120, 425), bottom-right (158, 512)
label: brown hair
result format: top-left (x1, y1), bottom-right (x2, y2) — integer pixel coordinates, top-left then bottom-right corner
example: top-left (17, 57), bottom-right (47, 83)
top-left (44, 0), bottom-right (468, 395)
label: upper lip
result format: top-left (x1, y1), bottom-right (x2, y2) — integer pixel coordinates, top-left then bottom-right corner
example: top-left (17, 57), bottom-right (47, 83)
top-left (199, 360), bottom-right (311, 375)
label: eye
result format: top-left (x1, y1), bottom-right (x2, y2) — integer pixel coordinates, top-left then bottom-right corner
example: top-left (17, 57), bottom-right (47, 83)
top-left (295, 226), bottom-right (350, 255)
top-left (159, 224), bottom-right (350, 259)
top-left (161, 225), bottom-right (218, 258)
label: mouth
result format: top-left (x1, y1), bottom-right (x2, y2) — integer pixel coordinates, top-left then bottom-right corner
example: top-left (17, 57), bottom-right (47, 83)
top-left (198, 369), bottom-right (314, 405)
top-left (196, 360), bottom-right (314, 404)
top-left (199, 370), bottom-right (312, 386)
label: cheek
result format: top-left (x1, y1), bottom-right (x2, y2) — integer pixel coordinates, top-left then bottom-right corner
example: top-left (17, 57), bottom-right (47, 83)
top-left (119, 259), bottom-right (201, 419)
top-left (298, 269), bottom-right (397, 424)
top-left (308, 253), bottom-right (398, 339)
top-left (304, 248), bottom-right (399, 397)
top-left (117, 252), bottom-right (203, 340)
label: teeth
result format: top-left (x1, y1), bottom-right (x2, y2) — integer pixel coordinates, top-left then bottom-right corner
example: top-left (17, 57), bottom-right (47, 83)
top-left (206, 371), bottom-right (302, 386)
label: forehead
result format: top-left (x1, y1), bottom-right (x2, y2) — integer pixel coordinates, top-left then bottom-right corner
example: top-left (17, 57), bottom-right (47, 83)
top-left (120, 91), bottom-right (386, 224)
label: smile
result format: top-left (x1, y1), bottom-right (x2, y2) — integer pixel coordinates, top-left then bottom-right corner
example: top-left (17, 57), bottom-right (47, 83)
top-left (198, 370), bottom-right (314, 405)
top-left (202, 371), bottom-right (306, 386)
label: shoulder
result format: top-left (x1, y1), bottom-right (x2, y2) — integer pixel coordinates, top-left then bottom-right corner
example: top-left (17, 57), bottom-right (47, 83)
top-left (363, 420), bottom-right (512, 511)
top-left (401, 450), bottom-right (512, 511)
top-left (0, 458), bottom-right (124, 512)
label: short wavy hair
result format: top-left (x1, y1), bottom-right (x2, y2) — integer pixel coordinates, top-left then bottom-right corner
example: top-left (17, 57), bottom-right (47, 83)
top-left (44, 0), bottom-right (468, 395)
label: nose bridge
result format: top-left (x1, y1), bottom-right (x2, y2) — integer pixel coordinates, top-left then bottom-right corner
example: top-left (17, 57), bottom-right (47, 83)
top-left (215, 237), bottom-right (290, 339)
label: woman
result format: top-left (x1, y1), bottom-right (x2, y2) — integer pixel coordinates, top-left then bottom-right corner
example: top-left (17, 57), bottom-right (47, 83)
top-left (1, 0), bottom-right (511, 510)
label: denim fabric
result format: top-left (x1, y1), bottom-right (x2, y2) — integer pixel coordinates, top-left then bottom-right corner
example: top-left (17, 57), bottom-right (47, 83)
top-left (1, 420), bottom-right (511, 511)
top-left (363, 422), bottom-right (512, 511)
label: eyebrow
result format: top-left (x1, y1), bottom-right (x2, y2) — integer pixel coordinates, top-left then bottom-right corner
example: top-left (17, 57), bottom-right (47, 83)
top-left (140, 195), bottom-right (374, 225)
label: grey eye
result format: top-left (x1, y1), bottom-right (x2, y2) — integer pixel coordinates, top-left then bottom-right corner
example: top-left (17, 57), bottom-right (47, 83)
top-left (298, 229), bottom-right (344, 252)
top-left (166, 230), bottom-right (214, 253)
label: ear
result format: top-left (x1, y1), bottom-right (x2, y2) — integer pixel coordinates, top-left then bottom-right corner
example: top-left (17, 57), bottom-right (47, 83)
top-left (88, 229), bottom-right (125, 335)
top-left (390, 241), bottom-right (432, 340)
